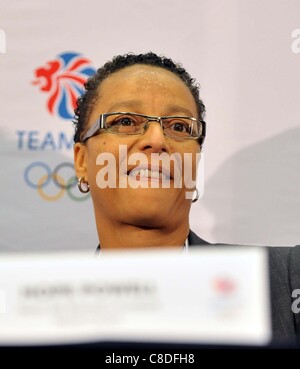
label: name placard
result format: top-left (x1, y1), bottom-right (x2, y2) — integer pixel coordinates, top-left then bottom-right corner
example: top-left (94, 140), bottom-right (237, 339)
top-left (0, 246), bottom-right (271, 345)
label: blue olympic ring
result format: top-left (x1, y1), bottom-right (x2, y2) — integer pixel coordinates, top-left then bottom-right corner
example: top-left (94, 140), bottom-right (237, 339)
top-left (24, 161), bottom-right (52, 189)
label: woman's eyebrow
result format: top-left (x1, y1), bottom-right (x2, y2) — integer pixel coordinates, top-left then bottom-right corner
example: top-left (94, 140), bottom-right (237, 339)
top-left (107, 102), bottom-right (195, 117)
top-left (162, 105), bottom-right (194, 117)
top-left (107, 100), bottom-right (143, 112)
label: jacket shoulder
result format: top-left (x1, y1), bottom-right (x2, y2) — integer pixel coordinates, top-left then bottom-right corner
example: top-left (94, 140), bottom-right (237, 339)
top-left (289, 245), bottom-right (300, 336)
top-left (188, 230), bottom-right (210, 246)
top-left (268, 245), bottom-right (300, 342)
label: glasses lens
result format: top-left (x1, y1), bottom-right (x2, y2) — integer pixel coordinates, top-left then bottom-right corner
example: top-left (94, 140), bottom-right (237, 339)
top-left (162, 118), bottom-right (200, 139)
top-left (105, 113), bottom-right (146, 134)
top-left (103, 113), bottom-right (202, 140)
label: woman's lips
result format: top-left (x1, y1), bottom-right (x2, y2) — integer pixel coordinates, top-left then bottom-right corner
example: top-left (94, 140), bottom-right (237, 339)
top-left (128, 167), bottom-right (170, 181)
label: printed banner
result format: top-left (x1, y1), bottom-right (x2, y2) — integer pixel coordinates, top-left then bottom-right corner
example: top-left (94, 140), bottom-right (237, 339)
top-left (0, 0), bottom-right (299, 251)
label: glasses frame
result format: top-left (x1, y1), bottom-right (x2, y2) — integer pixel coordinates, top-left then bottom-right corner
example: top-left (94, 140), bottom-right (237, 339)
top-left (81, 112), bottom-right (206, 144)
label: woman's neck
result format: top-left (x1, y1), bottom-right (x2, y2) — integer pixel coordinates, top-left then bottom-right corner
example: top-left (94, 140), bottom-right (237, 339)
top-left (97, 222), bottom-right (189, 250)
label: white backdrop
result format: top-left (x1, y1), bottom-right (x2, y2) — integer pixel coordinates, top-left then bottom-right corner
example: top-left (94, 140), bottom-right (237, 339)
top-left (0, 0), bottom-right (299, 251)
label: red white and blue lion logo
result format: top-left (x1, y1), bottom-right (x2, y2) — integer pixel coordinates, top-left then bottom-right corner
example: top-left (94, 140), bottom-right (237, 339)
top-left (32, 52), bottom-right (96, 119)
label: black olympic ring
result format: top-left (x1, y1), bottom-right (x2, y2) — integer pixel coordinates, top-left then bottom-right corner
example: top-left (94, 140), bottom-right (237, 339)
top-left (52, 162), bottom-right (77, 189)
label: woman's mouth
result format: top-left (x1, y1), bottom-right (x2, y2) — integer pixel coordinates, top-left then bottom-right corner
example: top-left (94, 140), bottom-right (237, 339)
top-left (128, 167), bottom-right (170, 181)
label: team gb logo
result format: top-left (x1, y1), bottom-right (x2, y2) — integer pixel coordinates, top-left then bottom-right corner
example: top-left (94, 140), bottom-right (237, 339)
top-left (32, 52), bottom-right (96, 120)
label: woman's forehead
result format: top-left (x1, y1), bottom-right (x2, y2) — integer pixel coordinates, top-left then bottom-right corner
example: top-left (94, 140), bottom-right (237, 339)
top-left (95, 64), bottom-right (197, 114)
top-left (105, 63), bottom-right (181, 81)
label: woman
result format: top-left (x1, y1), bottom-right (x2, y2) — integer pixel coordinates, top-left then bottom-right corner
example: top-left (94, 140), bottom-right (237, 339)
top-left (73, 52), bottom-right (300, 343)
top-left (73, 52), bottom-right (207, 250)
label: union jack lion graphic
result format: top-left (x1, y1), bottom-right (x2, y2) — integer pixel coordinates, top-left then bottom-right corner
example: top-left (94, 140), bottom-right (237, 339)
top-left (32, 52), bottom-right (96, 119)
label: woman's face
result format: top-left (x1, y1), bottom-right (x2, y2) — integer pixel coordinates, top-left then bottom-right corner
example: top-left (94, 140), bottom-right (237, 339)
top-left (74, 64), bottom-right (200, 230)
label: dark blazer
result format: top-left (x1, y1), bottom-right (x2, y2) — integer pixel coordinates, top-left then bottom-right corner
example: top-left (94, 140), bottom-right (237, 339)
top-left (188, 230), bottom-right (300, 343)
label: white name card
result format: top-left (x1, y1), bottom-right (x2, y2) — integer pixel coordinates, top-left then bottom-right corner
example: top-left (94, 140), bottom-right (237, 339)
top-left (0, 246), bottom-right (271, 345)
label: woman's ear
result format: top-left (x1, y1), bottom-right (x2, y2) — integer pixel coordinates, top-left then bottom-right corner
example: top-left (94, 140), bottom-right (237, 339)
top-left (74, 143), bottom-right (89, 181)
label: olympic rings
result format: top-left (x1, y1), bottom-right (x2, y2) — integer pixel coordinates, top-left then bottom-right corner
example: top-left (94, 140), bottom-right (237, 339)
top-left (24, 161), bottom-right (90, 202)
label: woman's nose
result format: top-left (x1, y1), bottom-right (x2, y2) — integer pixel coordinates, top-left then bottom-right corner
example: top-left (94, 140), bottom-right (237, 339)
top-left (137, 120), bottom-right (169, 153)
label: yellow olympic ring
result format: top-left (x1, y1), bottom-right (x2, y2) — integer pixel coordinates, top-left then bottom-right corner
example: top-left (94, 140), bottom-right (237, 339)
top-left (37, 174), bottom-right (65, 202)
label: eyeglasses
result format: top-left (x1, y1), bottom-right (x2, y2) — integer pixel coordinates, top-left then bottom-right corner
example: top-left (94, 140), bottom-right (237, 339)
top-left (81, 112), bottom-right (206, 144)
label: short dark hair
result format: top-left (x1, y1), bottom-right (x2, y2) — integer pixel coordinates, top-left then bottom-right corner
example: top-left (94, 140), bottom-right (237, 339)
top-left (73, 52), bottom-right (206, 143)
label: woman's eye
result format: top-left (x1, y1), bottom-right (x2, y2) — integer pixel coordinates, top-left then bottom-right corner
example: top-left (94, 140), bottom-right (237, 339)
top-left (171, 122), bottom-right (188, 132)
top-left (109, 116), bottom-right (137, 126)
top-left (120, 117), bottom-right (134, 126)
